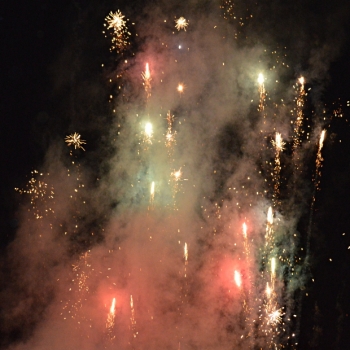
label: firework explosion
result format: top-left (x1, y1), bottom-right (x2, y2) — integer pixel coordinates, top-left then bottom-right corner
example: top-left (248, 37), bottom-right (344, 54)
top-left (5, 1), bottom-right (347, 349)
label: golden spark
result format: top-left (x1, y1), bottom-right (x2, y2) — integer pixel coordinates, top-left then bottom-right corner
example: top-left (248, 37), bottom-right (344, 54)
top-left (65, 133), bottom-right (86, 151)
top-left (175, 17), bottom-right (188, 31)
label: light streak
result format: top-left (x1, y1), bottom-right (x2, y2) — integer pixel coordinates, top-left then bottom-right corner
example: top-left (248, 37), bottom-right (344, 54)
top-left (184, 242), bottom-right (188, 262)
top-left (65, 133), bottom-right (86, 151)
top-left (242, 222), bottom-right (247, 239)
top-left (234, 270), bottom-right (242, 288)
top-left (293, 76), bottom-right (306, 153)
top-left (130, 295), bottom-right (137, 337)
top-left (142, 63), bottom-right (152, 99)
top-left (106, 297), bottom-right (116, 331)
top-left (271, 257), bottom-right (276, 279)
top-left (175, 17), bottom-right (188, 31)
top-left (271, 132), bottom-right (285, 207)
top-left (150, 181), bottom-right (155, 203)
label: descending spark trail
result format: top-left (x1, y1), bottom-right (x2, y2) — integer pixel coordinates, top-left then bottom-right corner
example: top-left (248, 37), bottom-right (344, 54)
top-left (142, 63), bottom-right (152, 99)
top-left (271, 132), bottom-right (285, 208)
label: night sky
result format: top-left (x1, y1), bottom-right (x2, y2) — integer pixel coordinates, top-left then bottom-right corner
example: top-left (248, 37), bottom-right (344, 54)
top-left (1, 0), bottom-right (350, 349)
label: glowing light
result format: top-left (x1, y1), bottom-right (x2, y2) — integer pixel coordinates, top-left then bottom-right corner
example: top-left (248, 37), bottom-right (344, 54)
top-left (267, 308), bottom-right (283, 325)
top-left (234, 270), bottom-right (242, 288)
top-left (271, 257), bottom-right (276, 277)
top-left (266, 282), bottom-right (272, 298)
top-left (106, 297), bottom-right (116, 330)
top-left (65, 132), bottom-right (86, 151)
top-left (242, 222), bottom-right (247, 239)
top-left (267, 207), bottom-right (273, 225)
top-left (184, 242), bottom-right (188, 261)
top-left (298, 76), bottom-right (305, 86)
top-left (258, 73), bottom-right (264, 85)
top-left (144, 122), bottom-right (153, 144)
top-left (172, 168), bottom-right (182, 181)
top-left (177, 83), bottom-right (184, 93)
top-left (150, 181), bottom-right (155, 203)
top-left (175, 17), bottom-right (188, 31)
top-left (104, 10), bottom-right (130, 52)
top-left (319, 129), bottom-right (326, 151)
top-left (142, 63), bottom-right (152, 98)
top-left (272, 132), bottom-right (285, 153)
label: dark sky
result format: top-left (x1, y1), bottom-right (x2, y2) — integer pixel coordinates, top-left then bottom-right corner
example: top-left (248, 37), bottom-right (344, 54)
top-left (1, 0), bottom-right (350, 349)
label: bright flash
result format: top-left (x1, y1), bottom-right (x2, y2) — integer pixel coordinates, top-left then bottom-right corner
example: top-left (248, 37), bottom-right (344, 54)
top-left (268, 308), bottom-right (283, 325)
top-left (272, 132), bottom-right (285, 152)
top-left (299, 76), bottom-right (305, 85)
top-left (184, 242), bottom-right (188, 261)
top-left (234, 270), bottom-right (242, 288)
top-left (177, 83), bottom-right (185, 93)
top-left (175, 17), bottom-right (188, 31)
top-left (172, 168), bottom-right (182, 181)
top-left (145, 122), bottom-right (153, 141)
top-left (258, 73), bottom-right (264, 85)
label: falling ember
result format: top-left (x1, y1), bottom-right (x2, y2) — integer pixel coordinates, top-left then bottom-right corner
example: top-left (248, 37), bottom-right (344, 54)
top-left (315, 129), bottom-right (326, 190)
top-left (234, 270), bottom-right (242, 288)
top-left (175, 17), bottom-right (189, 31)
top-left (142, 63), bottom-right (152, 99)
top-left (106, 297), bottom-right (116, 331)
top-left (65, 132), bottom-right (86, 151)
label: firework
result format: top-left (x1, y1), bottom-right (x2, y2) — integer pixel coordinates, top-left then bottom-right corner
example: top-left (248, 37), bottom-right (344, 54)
top-left (234, 270), bottom-right (242, 288)
top-left (184, 242), bottom-right (188, 262)
top-left (293, 77), bottom-right (306, 154)
top-left (177, 83), bottom-right (185, 94)
top-left (258, 73), bottom-right (266, 112)
top-left (175, 17), bottom-right (188, 31)
top-left (143, 122), bottom-right (153, 144)
top-left (150, 181), bottom-right (155, 203)
top-left (166, 111), bottom-right (177, 154)
top-left (104, 10), bottom-right (130, 53)
top-left (65, 133), bottom-right (86, 151)
top-left (106, 297), bottom-right (116, 334)
top-left (130, 295), bottom-right (137, 338)
top-left (271, 132), bottom-right (285, 207)
top-left (267, 308), bottom-right (283, 326)
top-left (142, 63), bottom-right (152, 99)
